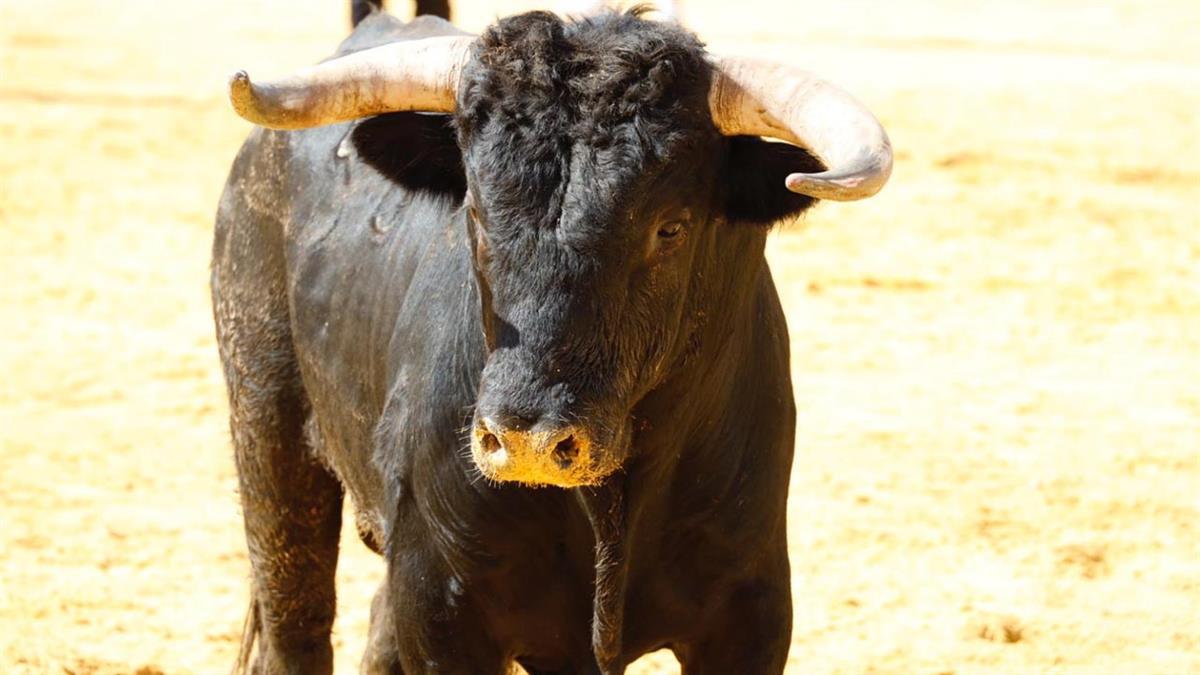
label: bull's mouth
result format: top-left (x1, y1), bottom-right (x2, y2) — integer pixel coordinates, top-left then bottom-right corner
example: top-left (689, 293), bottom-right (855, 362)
top-left (469, 420), bottom-right (625, 488)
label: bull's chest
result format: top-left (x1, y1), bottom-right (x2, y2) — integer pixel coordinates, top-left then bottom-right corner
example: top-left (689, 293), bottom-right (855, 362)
top-left (452, 512), bottom-right (725, 668)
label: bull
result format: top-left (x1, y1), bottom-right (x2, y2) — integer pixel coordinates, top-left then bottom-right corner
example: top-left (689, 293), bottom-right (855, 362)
top-left (213, 4), bottom-right (891, 673)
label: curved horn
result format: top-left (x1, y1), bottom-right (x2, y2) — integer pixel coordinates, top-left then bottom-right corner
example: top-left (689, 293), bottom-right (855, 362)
top-left (228, 36), bottom-right (474, 130)
top-left (709, 56), bottom-right (893, 201)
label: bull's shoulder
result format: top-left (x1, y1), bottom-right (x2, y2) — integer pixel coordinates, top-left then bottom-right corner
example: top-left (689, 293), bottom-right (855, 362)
top-left (335, 13), bottom-right (471, 56)
top-left (216, 127), bottom-right (293, 239)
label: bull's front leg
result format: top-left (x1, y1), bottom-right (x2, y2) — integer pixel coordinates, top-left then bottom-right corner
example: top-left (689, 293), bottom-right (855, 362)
top-left (379, 507), bottom-right (508, 674)
top-left (361, 571), bottom-right (505, 675)
top-left (361, 581), bottom-right (404, 675)
top-left (676, 573), bottom-right (793, 675)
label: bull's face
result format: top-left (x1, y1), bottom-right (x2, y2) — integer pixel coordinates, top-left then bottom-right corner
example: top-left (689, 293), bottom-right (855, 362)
top-left (456, 13), bottom-right (720, 486)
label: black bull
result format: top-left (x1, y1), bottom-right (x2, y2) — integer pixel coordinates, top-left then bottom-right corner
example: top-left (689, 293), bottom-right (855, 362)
top-left (213, 10), bottom-right (834, 675)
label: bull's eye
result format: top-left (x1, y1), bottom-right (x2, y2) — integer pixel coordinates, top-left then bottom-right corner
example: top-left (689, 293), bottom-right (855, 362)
top-left (657, 221), bottom-right (684, 239)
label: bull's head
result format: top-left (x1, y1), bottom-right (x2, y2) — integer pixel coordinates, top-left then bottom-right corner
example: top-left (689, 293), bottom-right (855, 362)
top-left (229, 11), bottom-right (891, 488)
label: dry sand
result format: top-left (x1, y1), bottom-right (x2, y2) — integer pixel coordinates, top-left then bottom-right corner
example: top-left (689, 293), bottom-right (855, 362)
top-left (2, 0), bottom-right (1198, 672)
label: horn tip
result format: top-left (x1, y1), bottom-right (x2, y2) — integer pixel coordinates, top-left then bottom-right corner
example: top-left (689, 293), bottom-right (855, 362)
top-left (783, 173), bottom-right (830, 199)
top-left (227, 70), bottom-right (260, 122)
top-left (785, 172), bottom-right (885, 202)
top-left (228, 69), bottom-right (251, 94)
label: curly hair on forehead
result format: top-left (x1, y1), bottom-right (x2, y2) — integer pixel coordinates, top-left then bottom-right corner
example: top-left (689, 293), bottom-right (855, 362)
top-left (454, 8), bottom-right (714, 150)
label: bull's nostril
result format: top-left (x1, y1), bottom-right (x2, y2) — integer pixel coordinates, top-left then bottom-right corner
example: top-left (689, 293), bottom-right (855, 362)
top-left (481, 432), bottom-right (502, 455)
top-left (552, 436), bottom-right (580, 469)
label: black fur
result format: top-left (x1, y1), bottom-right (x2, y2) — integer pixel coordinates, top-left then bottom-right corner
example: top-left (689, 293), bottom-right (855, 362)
top-left (724, 137), bottom-right (822, 224)
top-left (352, 112), bottom-right (465, 199)
top-left (217, 10), bottom-right (813, 674)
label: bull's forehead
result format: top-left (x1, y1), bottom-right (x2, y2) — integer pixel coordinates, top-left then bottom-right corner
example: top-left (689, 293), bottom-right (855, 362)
top-left (455, 11), bottom-right (718, 238)
top-left (467, 131), bottom-right (689, 240)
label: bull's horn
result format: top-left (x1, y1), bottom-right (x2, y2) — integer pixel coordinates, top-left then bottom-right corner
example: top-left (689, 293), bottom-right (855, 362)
top-left (228, 36), bottom-right (474, 130)
top-left (708, 56), bottom-right (893, 201)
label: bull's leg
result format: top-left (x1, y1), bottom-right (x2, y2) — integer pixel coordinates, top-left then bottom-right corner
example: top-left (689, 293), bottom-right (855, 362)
top-left (362, 536), bottom-right (511, 675)
top-left (361, 581), bottom-right (404, 674)
top-left (223, 358), bottom-right (343, 674)
top-left (383, 519), bottom-right (509, 673)
top-left (215, 228), bottom-right (344, 673)
top-left (356, 493), bottom-right (504, 673)
top-left (230, 377), bottom-right (343, 675)
top-left (676, 575), bottom-right (792, 675)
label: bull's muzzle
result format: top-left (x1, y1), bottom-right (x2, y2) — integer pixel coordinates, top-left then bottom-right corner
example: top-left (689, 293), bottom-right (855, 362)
top-left (471, 418), bottom-right (602, 487)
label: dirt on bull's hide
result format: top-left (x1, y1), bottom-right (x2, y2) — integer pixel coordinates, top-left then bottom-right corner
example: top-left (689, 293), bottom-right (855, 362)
top-left (2, 0), bottom-right (1199, 673)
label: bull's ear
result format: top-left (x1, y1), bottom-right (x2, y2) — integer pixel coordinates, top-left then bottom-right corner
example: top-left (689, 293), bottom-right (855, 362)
top-left (351, 111), bottom-right (466, 200)
top-left (722, 136), bottom-right (824, 226)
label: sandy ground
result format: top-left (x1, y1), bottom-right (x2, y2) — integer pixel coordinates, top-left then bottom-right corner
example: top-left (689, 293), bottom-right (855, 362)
top-left (2, 0), bottom-right (1198, 672)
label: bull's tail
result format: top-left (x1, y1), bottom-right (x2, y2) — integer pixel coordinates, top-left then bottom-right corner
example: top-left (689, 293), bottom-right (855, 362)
top-left (351, 0), bottom-right (384, 27)
top-left (232, 596), bottom-right (260, 675)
